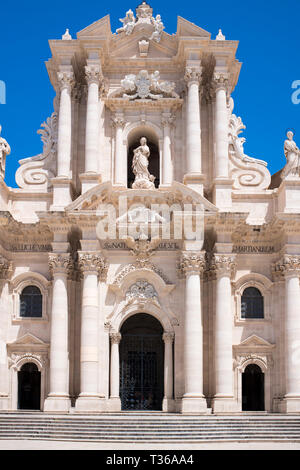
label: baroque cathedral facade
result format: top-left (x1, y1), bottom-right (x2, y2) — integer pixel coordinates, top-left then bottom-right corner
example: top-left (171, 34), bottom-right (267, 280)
top-left (0, 2), bottom-right (300, 414)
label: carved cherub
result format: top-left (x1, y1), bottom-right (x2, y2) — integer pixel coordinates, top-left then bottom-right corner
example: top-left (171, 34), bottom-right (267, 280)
top-left (150, 14), bottom-right (165, 42)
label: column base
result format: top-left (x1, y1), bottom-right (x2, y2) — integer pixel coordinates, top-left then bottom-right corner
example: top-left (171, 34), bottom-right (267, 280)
top-left (50, 177), bottom-right (73, 211)
top-left (0, 396), bottom-right (9, 410)
top-left (181, 396), bottom-right (210, 414)
top-left (107, 397), bottom-right (122, 412)
top-left (44, 395), bottom-right (71, 413)
top-left (79, 172), bottom-right (102, 194)
top-left (212, 396), bottom-right (239, 413)
top-left (183, 173), bottom-right (205, 196)
top-left (212, 178), bottom-right (233, 209)
top-left (75, 395), bottom-right (106, 412)
top-left (277, 396), bottom-right (300, 413)
top-left (162, 398), bottom-right (176, 413)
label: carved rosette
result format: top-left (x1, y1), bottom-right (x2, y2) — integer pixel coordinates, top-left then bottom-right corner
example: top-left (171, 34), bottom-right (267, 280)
top-left (57, 71), bottom-right (75, 92)
top-left (78, 252), bottom-right (107, 279)
top-left (273, 255), bottom-right (300, 279)
top-left (110, 332), bottom-right (122, 344)
top-left (162, 332), bottom-right (175, 344)
top-left (179, 251), bottom-right (206, 277)
top-left (48, 253), bottom-right (73, 277)
top-left (210, 254), bottom-right (236, 278)
top-left (184, 67), bottom-right (201, 87)
top-left (0, 255), bottom-right (13, 280)
top-left (85, 65), bottom-right (102, 86)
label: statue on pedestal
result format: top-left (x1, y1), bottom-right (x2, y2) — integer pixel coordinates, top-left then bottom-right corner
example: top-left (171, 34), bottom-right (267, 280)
top-left (282, 131), bottom-right (300, 178)
top-left (132, 137), bottom-right (155, 189)
top-left (116, 9), bottom-right (136, 35)
top-left (0, 125), bottom-right (11, 180)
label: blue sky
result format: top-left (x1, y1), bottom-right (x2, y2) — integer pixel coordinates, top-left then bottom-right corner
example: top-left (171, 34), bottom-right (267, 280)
top-left (0, 0), bottom-right (299, 187)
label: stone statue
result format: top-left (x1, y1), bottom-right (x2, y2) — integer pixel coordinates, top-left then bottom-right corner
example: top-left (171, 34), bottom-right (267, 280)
top-left (120, 70), bottom-right (176, 100)
top-left (0, 125), bottom-right (11, 180)
top-left (150, 14), bottom-right (165, 42)
top-left (282, 131), bottom-right (300, 178)
top-left (116, 9), bottom-right (136, 35)
top-left (132, 137), bottom-right (155, 189)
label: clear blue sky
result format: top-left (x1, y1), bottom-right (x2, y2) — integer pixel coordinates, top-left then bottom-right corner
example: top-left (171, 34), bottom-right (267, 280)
top-left (0, 0), bottom-right (299, 187)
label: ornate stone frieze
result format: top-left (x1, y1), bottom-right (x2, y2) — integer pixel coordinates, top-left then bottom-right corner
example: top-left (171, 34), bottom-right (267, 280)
top-left (78, 252), bottom-right (107, 278)
top-left (228, 98), bottom-right (271, 190)
top-left (48, 253), bottom-right (73, 277)
top-left (57, 71), bottom-right (75, 92)
top-left (178, 251), bottom-right (206, 277)
top-left (120, 70), bottom-right (176, 100)
top-left (114, 261), bottom-right (171, 286)
top-left (8, 352), bottom-right (48, 370)
top-left (162, 331), bottom-right (175, 343)
top-left (110, 332), bottom-right (122, 344)
top-left (273, 255), bottom-right (300, 278)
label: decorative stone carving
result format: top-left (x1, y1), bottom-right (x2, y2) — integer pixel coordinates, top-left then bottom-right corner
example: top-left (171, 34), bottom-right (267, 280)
top-left (57, 71), bottom-right (75, 92)
top-left (273, 255), bottom-right (300, 277)
top-left (78, 252), bottom-right (107, 277)
top-left (125, 235), bottom-right (160, 265)
top-left (136, 2), bottom-right (153, 21)
top-left (62, 29), bottom-right (72, 40)
top-left (184, 67), bottom-right (201, 85)
top-left (116, 9), bottom-right (136, 35)
top-left (216, 29), bottom-right (225, 41)
top-left (121, 70), bottom-right (176, 100)
top-left (132, 137), bottom-right (155, 189)
top-left (116, 4), bottom-right (165, 43)
top-left (8, 352), bottom-right (47, 370)
top-left (179, 252), bottom-right (206, 276)
top-left (16, 111), bottom-right (58, 190)
top-left (85, 65), bottom-right (102, 85)
top-left (282, 131), bottom-right (300, 178)
top-left (210, 254), bottom-right (236, 277)
top-left (150, 15), bottom-right (165, 43)
top-left (110, 332), bottom-right (122, 344)
top-left (126, 280), bottom-right (158, 302)
top-left (0, 125), bottom-right (11, 180)
top-left (111, 116), bottom-right (125, 129)
top-left (163, 331), bottom-right (175, 343)
top-left (213, 72), bottom-right (229, 90)
top-left (228, 98), bottom-right (271, 190)
top-left (138, 40), bottom-right (149, 57)
top-left (0, 255), bottom-right (13, 280)
top-left (114, 261), bottom-right (171, 286)
top-left (48, 253), bottom-right (73, 276)
top-left (161, 113), bottom-right (176, 128)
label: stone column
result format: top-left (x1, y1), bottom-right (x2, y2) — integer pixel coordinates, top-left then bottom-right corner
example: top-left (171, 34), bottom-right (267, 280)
top-left (162, 332), bottom-right (174, 411)
top-left (0, 257), bottom-right (12, 410)
top-left (214, 73), bottom-right (229, 179)
top-left (44, 254), bottom-right (72, 412)
top-left (276, 256), bottom-right (300, 412)
top-left (109, 332), bottom-right (122, 411)
top-left (161, 113), bottom-right (174, 186)
top-left (180, 252), bottom-right (208, 413)
top-left (211, 254), bottom-right (237, 412)
top-left (84, 65), bottom-right (101, 174)
top-left (75, 252), bottom-right (106, 411)
top-left (184, 68), bottom-right (202, 177)
top-left (112, 115), bottom-right (126, 187)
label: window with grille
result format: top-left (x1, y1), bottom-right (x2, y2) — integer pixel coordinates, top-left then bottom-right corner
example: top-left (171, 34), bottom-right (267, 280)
top-left (241, 287), bottom-right (264, 319)
top-left (20, 286), bottom-right (42, 318)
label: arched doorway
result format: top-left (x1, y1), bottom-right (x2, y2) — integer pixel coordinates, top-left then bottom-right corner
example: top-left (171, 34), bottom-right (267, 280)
top-left (242, 364), bottom-right (265, 411)
top-left (120, 314), bottom-right (164, 410)
top-left (18, 362), bottom-right (41, 410)
top-left (128, 137), bottom-right (160, 188)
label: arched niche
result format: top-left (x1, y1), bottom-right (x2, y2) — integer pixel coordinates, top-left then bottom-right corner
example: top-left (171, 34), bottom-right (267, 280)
top-left (127, 125), bottom-right (161, 188)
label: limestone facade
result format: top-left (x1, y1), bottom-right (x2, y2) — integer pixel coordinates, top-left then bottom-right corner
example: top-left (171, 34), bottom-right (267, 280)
top-left (0, 2), bottom-right (299, 414)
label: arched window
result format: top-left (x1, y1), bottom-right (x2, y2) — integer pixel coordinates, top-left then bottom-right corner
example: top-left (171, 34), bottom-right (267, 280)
top-left (241, 287), bottom-right (264, 319)
top-left (20, 286), bottom-right (42, 318)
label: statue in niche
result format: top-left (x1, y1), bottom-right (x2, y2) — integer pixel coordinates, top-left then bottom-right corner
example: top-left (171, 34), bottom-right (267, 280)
top-left (0, 125), bottom-right (11, 180)
top-left (116, 9), bottom-right (136, 35)
top-left (132, 137), bottom-right (155, 189)
top-left (282, 130), bottom-right (300, 178)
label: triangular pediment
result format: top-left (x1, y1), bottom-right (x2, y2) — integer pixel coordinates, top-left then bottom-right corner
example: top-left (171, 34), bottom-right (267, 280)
top-left (111, 29), bottom-right (177, 59)
top-left (8, 333), bottom-right (47, 347)
top-left (77, 15), bottom-right (112, 39)
top-left (235, 335), bottom-right (275, 349)
top-left (177, 16), bottom-right (211, 38)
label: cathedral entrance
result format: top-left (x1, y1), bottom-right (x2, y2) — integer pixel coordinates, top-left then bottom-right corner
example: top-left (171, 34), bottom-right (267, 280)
top-left (120, 314), bottom-right (164, 411)
top-left (18, 363), bottom-right (41, 410)
top-left (242, 364), bottom-right (265, 411)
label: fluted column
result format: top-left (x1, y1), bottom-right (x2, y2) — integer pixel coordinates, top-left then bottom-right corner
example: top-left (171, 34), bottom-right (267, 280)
top-left (214, 73), bottom-right (229, 179)
top-left (110, 332), bottom-right (122, 411)
top-left (275, 256), bottom-right (300, 412)
top-left (211, 254), bottom-right (237, 412)
top-left (162, 332), bottom-right (175, 411)
top-left (161, 113), bottom-right (174, 186)
top-left (112, 115), bottom-right (126, 187)
top-left (84, 65), bottom-right (101, 174)
top-left (44, 254), bottom-right (72, 412)
top-left (184, 68), bottom-right (202, 176)
top-left (75, 252), bottom-right (106, 411)
top-left (180, 252), bottom-right (208, 413)
top-left (57, 71), bottom-right (74, 178)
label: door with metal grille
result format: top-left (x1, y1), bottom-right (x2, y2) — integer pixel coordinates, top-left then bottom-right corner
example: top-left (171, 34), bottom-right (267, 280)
top-left (120, 331), bottom-right (164, 411)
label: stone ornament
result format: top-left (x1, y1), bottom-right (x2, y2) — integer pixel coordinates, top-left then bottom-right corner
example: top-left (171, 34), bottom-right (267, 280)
top-left (273, 255), bottom-right (300, 277)
top-left (85, 65), bottom-right (102, 85)
top-left (216, 29), bottom-right (225, 41)
top-left (114, 261), bottom-right (171, 286)
top-left (126, 280), bottom-right (158, 301)
top-left (125, 235), bottom-right (160, 265)
top-left (110, 332), bottom-right (122, 344)
top-left (179, 252), bottom-right (206, 276)
top-left (57, 71), bottom-right (75, 92)
top-left (163, 331), bottom-right (175, 343)
top-left (48, 253), bottom-right (73, 276)
top-left (121, 70), bottom-right (176, 100)
top-left (116, 9), bottom-right (136, 35)
top-left (282, 131), bottom-right (300, 178)
top-left (78, 252), bottom-right (107, 276)
top-left (211, 254), bottom-right (236, 277)
top-left (228, 98), bottom-right (271, 190)
top-left (116, 2), bottom-right (165, 43)
top-left (0, 255), bottom-right (13, 280)
top-left (62, 29), bottom-right (72, 40)
top-left (0, 126), bottom-right (11, 180)
top-left (184, 67), bottom-right (201, 86)
top-left (132, 137), bottom-right (155, 189)
top-left (150, 15), bottom-right (165, 43)
top-left (138, 40), bottom-right (149, 57)
top-left (111, 116), bottom-right (125, 129)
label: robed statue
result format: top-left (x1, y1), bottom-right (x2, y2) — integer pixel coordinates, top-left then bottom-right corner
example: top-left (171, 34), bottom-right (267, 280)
top-left (0, 125), bottom-right (11, 180)
top-left (132, 137), bottom-right (155, 189)
top-left (282, 130), bottom-right (300, 178)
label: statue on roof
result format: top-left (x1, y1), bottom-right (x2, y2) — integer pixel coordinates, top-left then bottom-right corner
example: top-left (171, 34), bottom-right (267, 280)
top-left (282, 130), bottom-right (300, 178)
top-left (150, 14), bottom-right (165, 43)
top-left (0, 125), bottom-right (11, 180)
top-left (116, 9), bottom-right (136, 35)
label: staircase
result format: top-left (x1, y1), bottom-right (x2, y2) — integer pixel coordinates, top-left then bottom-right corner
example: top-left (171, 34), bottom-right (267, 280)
top-left (0, 413), bottom-right (300, 442)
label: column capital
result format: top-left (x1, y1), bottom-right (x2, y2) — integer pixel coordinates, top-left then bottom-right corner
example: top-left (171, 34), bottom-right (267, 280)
top-left (273, 255), bottom-right (300, 278)
top-left (111, 115), bottom-right (125, 129)
top-left (179, 251), bottom-right (206, 276)
top-left (184, 67), bottom-right (201, 86)
top-left (57, 71), bottom-right (75, 92)
top-left (110, 332), bottom-right (122, 344)
top-left (85, 64), bottom-right (102, 85)
top-left (78, 251), bottom-right (108, 279)
top-left (163, 331), bottom-right (175, 344)
top-left (213, 72), bottom-right (230, 92)
top-left (0, 255), bottom-right (13, 280)
top-left (48, 253), bottom-right (73, 277)
top-left (161, 113), bottom-right (175, 128)
top-left (210, 254), bottom-right (236, 278)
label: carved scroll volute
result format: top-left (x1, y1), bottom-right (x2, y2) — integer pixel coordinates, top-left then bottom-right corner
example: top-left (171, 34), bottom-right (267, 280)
top-left (78, 252), bottom-right (108, 281)
top-left (48, 253), bottom-right (73, 278)
top-left (179, 251), bottom-right (206, 277)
